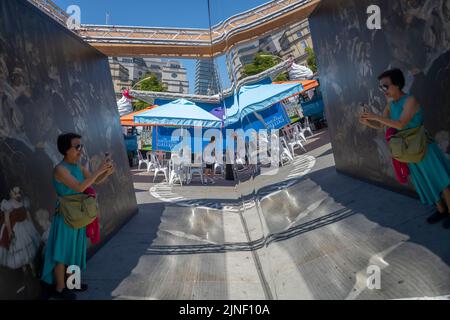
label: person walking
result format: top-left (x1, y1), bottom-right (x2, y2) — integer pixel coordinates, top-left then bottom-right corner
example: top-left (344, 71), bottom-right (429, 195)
top-left (204, 136), bottom-right (217, 185)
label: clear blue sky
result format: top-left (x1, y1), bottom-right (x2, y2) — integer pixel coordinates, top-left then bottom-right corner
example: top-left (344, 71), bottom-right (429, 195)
top-left (53, 0), bottom-right (271, 93)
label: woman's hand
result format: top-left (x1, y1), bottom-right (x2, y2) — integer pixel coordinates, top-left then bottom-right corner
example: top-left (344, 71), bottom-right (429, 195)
top-left (359, 114), bottom-right (383, 130)
top-left (360, 112), bottom-right (380, 121)
top-left (94, 162), bottom-right (115, 185)
top-left (95, 160), bottom-right (113, 178)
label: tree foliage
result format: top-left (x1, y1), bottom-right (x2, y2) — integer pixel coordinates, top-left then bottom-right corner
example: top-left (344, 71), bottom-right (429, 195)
top-left (242, 52), bottom-right (286, 81)
top-left (306, 47), bottom-right (318, 73)
top-left (132, 73), bottom-right (166, 111)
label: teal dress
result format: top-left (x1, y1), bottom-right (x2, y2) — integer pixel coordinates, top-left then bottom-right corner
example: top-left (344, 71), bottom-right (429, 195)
top-left (390, 94), bottom-right (450, 205)
top-left (41, 161), bottom-right (87, 285)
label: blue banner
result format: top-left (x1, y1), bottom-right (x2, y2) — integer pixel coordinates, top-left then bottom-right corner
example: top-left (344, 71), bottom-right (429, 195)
top-left (152, 127), bottom-right (225, 152)
top-left (243, 102), bottom-right (291, 131)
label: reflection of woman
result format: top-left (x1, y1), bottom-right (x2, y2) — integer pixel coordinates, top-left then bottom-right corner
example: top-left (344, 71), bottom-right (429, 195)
top-left (360, 69), bottom-right (450, 228)
top-left (41, 133), bottom-right (114, 300)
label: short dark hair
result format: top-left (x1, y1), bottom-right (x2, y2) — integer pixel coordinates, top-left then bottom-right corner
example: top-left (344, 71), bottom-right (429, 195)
top-left (57, 133), bottom-right (82, 155)
top-left (378, 69), bottom-right (405, 90)
top-left (210, 136), bottom-right (216, 142)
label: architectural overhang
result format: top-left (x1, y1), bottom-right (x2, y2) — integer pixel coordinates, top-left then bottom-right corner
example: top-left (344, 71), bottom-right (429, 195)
top-left (77, 0), bottom-right (321, 58)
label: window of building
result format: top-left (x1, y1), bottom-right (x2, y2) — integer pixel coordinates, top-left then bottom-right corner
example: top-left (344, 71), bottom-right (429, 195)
top-left (280, 39), bottom-right (289, 51)
top-left (300, 40), bottom-right (308, 50)
top-left (171, 73), bottom-right (178, 78)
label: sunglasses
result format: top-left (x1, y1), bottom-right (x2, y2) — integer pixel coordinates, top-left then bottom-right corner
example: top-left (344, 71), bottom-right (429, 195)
top-left (72, 144), bottom-right (84, 151)
top-left (378, 84), bottom-right (390, 92)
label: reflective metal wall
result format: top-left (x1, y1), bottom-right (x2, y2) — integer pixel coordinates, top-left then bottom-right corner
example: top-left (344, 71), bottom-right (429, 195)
top-left (0, 0), bottom-right (138, 298)
top-left (308, 0), bottom-right (450, 193)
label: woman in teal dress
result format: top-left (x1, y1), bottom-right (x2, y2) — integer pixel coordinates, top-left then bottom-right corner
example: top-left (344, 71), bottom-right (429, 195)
top-left (41, 133), bottom-right (113, 300)
top-left (360, 69), bottom-right (450, 228)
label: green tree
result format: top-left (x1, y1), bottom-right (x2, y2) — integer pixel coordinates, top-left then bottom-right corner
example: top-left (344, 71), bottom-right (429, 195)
top-left (305, 47), bottom-right (318, 73)
top-left (242, 52), bottom-right (286, 81)
top-left (132, 73), bottom-right (166, 111)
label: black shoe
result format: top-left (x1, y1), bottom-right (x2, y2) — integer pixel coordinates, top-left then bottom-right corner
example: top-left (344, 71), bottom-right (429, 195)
top-left (443, 216), bottom-right (450, 229)
top-left (427, 211), bottom-right (449, 224)
top-left (72, 283), bottom-right (88, 292)
top-left (52, 288), bottom-right (77, 300)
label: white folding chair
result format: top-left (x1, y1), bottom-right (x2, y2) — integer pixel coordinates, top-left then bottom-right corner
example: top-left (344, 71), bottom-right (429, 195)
top-left (137, 150), bottom-right (150, 170)
top-left (151, 153), bottom-right (169, 182)
top-left (303, 117), bottom-right (314, 136)
top-left (279, 137), bottom-right (294, 165)
top-left (187, 153), bottom-right (205, 184)
top-left (168, 158), bottom-right (184, 186)
top-left (169, 153), bottom-right (185, 186)
top-left (292, 123), bottom-right (307, 143)
top-left (281, 136), bottom-right (305, 158)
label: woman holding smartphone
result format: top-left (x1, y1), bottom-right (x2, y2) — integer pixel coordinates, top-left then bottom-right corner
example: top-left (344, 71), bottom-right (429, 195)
top-left (360, 69), bottom-right (450, 228)
top-left (41, 133), bottom-right (114, 300)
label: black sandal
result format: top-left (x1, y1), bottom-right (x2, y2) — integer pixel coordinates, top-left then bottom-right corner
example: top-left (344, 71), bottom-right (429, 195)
top-left (443, 216), bottom-right (450, 229)
top-left (71, 283), bottom-right (88, 292)
top-left (426, 211), bottom-right (449, 224)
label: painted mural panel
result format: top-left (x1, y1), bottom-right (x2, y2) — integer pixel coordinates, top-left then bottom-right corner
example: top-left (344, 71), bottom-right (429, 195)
top-left (0, 0), bottom-right (138, 298)
top-left (309, 0), bottom-right (450, 192)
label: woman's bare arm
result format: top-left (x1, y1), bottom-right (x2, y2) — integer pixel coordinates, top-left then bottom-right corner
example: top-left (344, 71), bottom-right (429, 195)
top-left (54, 163), bottom-right (108, 193)
top-left (94, 167), bottom-right (114, 185)
top-left (361, 97), bottom-right (419, 130)
top-left (360, 104), bottom-right (389, 130)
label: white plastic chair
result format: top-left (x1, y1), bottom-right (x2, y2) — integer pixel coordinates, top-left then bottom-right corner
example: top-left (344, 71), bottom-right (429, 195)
top-left (168, 158), bottom-right (184, 186)
top-left (214, 162), bottom-right (225, 178)
top-left (151, 153), bottom-right (169, 182)
top-left (292, 123), bottom-right (307, 143)
top-left (281, 136), bottom-right (305, 158)
top-left (279, 137), bottom-right (294, 165)
top-left (138, 150), bottom-right (150, 170)
top-left (303, 117), bottom-right (314, 136)
top-left (187, 153), bottom-right (204, 184)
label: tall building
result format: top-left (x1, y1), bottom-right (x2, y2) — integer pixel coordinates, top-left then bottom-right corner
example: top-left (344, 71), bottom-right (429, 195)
top-left (108, 57), bottom-right (133, 99)
top-left (194, 59), bottom-right (221, 95)
top-left (227, 19), bottom-right (314, 81)
top-left (228, 32), bottom-right (282, 82)
top-left (143, 58), bottom-right (189, 94)
top-left (278, 19), bottom-right (314, 66)
top-left (116, 57), bottom-right (148, 82)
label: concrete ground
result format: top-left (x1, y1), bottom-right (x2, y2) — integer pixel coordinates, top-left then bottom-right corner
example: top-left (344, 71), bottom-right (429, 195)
top-left (77, 130), bottom-right (450, 300)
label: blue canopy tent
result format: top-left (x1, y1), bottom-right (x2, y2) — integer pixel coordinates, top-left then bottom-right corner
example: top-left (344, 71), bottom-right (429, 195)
top-left (223, 82), bottom-right (303, 128)
top-left (134, 98), bottom-right (222, 128)
top-left (133, 98), bottom-right (223, 153)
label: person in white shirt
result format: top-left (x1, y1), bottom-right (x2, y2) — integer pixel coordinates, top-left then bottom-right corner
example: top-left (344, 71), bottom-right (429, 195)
top-left (203, 136), bottom-right (216, 185)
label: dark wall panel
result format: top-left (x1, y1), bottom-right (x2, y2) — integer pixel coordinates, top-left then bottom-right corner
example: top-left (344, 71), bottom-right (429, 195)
top-left (309, 0), bottom-right (450, 193)
top-left (0, 0), bottom-right (138, 298)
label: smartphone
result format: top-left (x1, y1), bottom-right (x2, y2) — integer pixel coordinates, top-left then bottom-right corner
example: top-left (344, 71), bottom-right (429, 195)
top-left (359, 103), bottom-right (368, 113)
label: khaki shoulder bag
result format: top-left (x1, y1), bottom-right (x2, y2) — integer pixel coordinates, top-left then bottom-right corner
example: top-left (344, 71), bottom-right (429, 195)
top-left (388, 126), bottom-right (430, 163)
top-left (57, 194), bottom-right (98, 229)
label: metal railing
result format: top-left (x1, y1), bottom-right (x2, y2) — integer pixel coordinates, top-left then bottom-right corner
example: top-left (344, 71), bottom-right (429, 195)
top-left (27, 0), bottom-right (318, 57)
top-left (130, 59), bottom-right (291, 104)
top-left (27, 0), bottom-right (70, 28)
top-left (78, 0), bottom-right (313, 47)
